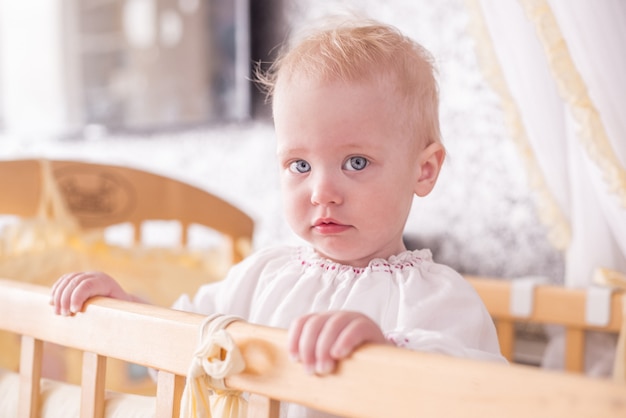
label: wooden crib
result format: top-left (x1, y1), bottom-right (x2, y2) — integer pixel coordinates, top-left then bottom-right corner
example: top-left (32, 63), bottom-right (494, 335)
top-left (1, 158), bottom-right (625, 416)
top-left (0, 277), bottom-right (624, 418)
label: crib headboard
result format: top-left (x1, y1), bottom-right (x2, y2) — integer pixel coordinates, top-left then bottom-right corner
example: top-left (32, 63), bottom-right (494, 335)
top-left (0, 159), bottom-right (254, 262)
top-left (0, 278), bottom-right (624, 418)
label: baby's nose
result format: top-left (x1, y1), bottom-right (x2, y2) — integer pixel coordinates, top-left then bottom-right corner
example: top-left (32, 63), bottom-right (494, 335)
top-left (310, 173), bottom-right (342, 206)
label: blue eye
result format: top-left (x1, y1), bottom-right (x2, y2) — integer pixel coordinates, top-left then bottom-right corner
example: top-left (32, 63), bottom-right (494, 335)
top-left (344, 156), bottom-right (369, 171)
top-left (289, 160), bottom-right (311, 173)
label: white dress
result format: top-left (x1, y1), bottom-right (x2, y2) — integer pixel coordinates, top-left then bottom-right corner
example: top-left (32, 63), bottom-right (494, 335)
top-left (173, 246), bottom-right (506, 417)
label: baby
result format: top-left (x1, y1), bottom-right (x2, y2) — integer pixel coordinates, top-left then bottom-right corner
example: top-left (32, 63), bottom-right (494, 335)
top-left (51, 16), bottom-right (506, 417)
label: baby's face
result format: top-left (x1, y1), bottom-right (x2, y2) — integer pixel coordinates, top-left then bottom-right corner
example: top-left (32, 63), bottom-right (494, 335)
top-left (273, 76), bottom-right (422, 267)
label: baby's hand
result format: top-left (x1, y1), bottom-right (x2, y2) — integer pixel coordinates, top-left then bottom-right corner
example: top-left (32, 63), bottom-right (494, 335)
top-left (287, 311), bottom-right (390, 375)
top-left (50, 271), bottom-right (131, 316)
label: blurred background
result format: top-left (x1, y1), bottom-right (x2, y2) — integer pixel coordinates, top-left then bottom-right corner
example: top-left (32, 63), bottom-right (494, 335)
top-left (0, 0), bottom-right (564, 281)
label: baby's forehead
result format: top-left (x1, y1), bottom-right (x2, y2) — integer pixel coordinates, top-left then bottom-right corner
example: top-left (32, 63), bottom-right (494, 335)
top-left (273, 69), bottom-right (404, 104)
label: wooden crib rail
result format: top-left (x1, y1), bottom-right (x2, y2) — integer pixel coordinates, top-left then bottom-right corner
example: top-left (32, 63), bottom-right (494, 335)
top-left (0, 278), bottom-right (625, 418)
top-left (0, 159), bottom-right (254, 262)
top-left (467, 276), bottom-right (624, 372)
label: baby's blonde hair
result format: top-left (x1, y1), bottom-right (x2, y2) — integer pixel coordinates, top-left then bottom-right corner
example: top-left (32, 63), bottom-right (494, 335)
top-left (257, 17), bottom-right (441, 146)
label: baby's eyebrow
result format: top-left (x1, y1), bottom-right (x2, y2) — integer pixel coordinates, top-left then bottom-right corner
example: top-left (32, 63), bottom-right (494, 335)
top-left (276, 146), bottom-right (306, 159)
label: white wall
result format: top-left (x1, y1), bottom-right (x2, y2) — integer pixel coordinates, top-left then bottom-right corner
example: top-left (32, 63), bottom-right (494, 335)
top-left (0, 0), bottom-right (82, 139)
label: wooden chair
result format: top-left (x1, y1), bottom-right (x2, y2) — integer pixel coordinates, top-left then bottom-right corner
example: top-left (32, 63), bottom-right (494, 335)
top-left (0, 158), bottom-right (254, 263)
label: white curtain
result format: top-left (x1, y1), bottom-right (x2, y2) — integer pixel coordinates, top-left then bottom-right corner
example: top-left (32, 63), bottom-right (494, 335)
top-left (466, 0), bottom-right (626, 375)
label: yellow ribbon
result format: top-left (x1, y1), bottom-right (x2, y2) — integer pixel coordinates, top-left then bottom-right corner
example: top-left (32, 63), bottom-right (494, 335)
top-left (180, 314), bottom-right (247, 418)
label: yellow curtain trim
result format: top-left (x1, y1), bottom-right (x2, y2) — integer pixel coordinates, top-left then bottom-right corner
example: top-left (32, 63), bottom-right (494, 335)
top-left (464, 0), bottom-right (571, 249)
top-left (519, 0), bottom-right (626, 208)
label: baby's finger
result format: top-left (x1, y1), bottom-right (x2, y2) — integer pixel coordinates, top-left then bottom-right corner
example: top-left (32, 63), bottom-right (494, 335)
top-left (330, 317), bottom-right (384, 360)
top-left (294, 314), bottom-right (330, 374)
top-left (58, 273), bottom-right (91, 316)
top-left (50, 272), bottom-right (77, 301)
top-left (50, 272), bottom-right (83, 315)
top-left (287, 314), bottom-right (312, 361)
top-left (64, 273), bottom-right (106, 315)
top-left (314, 314), bottom-right (354, 375)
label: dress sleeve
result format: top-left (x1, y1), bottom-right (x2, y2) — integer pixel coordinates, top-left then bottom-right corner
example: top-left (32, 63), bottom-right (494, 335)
top-left (170, 246), bottom-right (290, 319)
top-left (385, 327), bottom-right (506, 363)
top-left (384, 263), bottom-right (508, 364)
top-left (170, 248), bottom-right (266, 318)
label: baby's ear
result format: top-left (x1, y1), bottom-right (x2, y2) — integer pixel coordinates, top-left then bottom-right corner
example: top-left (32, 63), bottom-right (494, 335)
top-left (414, 142), bottom-right (445, 197)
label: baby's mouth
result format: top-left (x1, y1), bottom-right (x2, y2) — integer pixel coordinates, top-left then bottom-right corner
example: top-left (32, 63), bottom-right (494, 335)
top-left (312, 219), bottom-right (350, 234)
